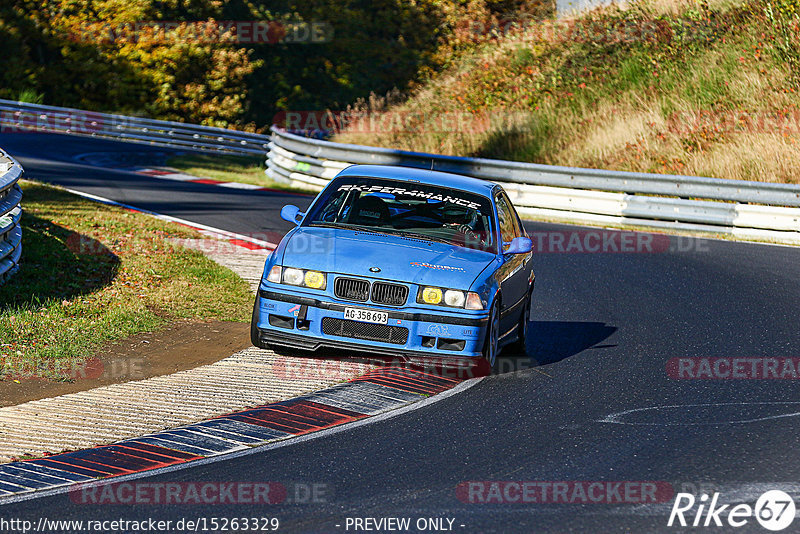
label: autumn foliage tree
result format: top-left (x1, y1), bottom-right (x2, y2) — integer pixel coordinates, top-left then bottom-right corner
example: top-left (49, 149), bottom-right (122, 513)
top-left (0, 0), bottom-right (552, 129)
top-left (0, 0), bottom-right (259, 127)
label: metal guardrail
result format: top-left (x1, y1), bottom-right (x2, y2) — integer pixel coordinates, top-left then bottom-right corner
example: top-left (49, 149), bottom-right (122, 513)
top-left (0, 97), bottom-right (798, 243)
top-left (267, 127), bottom-right (800, 244)
top-left (0, 99), bottom-right (269, 156)
top-left (0, 148), bottom-right (23, 285)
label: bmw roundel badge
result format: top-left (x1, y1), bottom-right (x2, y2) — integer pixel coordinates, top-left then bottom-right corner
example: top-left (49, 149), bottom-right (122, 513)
top-left (369, 267), bottom-right (381, 273)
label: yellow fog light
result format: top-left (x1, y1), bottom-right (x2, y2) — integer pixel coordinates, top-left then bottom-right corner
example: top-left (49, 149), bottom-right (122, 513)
top-left (421, 287), bottom-right (443, 304)
top-left (304, 270), bottom-right (326, 289)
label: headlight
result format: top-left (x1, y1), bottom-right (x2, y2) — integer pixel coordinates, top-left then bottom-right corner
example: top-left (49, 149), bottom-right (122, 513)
top-left (421, 287), bottom-right (443, 304)
top-left (283, 268), bottom-right (304, 286)
top-left (266, 266), bottom-right (327, 290)
top-left (418, 287), bottom-right (483, 309)
top-left (444, 290), bottom-right (465, 307)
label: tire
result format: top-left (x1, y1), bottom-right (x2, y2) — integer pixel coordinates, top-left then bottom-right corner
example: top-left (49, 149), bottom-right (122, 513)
top-left (509, 292), bottom-right (531, 355)
top-left (250, 296), bottom-right (266, 349)
top-left (480, 300), bottom-right (500, 371)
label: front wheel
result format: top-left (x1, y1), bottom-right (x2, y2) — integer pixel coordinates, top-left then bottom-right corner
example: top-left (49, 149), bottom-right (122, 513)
top-left (509, 293), bottom-right (530, 355)
top-left (479, 300), bottom-right (500, 372)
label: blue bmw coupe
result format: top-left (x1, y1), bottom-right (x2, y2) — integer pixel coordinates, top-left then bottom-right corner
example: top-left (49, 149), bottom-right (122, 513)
top-left (251, 165), bottom-right (534, 367)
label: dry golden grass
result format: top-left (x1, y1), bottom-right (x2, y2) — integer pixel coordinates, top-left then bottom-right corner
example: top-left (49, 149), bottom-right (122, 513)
top-left (331, 0), bottom-right (800, 183)
top-left (688, 133), bottom-right (800, 182)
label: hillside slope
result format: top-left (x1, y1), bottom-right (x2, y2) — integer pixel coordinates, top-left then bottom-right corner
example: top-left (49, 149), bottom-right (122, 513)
top-left (333, 0), bottom-right (800, 183)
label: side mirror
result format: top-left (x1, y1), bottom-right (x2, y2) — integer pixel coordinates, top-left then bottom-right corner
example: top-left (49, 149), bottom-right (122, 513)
top-left (504, 236), bottom-right (533, 255)
top-left (280, 204), bottom-right (303, 225)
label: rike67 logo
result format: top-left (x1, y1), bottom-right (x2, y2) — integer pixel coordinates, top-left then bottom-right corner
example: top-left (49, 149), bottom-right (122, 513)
top-left (668, 490), bottom-right (796, 531)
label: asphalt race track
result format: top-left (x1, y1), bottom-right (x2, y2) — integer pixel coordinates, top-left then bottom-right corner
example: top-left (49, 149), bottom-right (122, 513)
top-left (2, 132), bottom-right (800, 532)
top-left (0, 132), bottom-right (300, 237)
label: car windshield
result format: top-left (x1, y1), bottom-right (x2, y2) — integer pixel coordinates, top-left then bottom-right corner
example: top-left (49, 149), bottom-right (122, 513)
top-left (304, 176), bottom-right (496, 252)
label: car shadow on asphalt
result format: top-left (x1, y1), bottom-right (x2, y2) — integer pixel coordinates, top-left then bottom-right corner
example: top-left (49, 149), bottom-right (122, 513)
top-left (265, 321), bottom-right (618, 380)
top-left (496, 320), bottom-right (617, 375)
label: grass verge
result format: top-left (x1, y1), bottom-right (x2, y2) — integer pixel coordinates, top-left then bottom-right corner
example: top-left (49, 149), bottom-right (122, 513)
top-left (165, 154), bottom-right (315, 194)
top-left (0, 181), bottom-right (253, 380)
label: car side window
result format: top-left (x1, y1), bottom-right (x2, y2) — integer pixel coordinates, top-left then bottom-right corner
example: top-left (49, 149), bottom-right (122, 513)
top-left (496, 194), bottom-right (519, 250)
top-left (503, 193), bottom-right (524, 239)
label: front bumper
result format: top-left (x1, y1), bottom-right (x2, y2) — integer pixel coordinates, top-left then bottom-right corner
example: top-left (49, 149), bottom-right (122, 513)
top-left (254, 289), bottom-right (489, 359)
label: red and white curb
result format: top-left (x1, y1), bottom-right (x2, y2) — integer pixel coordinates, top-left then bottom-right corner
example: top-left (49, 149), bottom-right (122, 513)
top-left (0, 366), bottom-right (480, 502)
top-left (135, 168), bottom-right (286, 193)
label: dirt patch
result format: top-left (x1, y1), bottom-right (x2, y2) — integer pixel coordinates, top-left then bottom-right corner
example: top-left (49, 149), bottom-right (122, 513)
top-left (0, 320), bottom-right (250, 407)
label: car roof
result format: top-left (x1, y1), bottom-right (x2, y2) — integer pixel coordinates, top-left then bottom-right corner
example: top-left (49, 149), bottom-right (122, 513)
top-left (335, 165), bottom-right (498, 196)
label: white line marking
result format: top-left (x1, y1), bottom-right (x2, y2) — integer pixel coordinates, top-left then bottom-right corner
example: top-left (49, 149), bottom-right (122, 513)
top-left (150, 172), bottom-right (200, 182)
top-left (599, 401), bottom-right (800, 426)
top-left (59, 187), bottom-right (277, 250)
top-left (215, 182), bottom-right (264, 190)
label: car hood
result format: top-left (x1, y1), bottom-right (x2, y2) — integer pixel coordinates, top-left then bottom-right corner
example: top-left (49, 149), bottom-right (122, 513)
top-left (279, 226), bottom-right (496, 289)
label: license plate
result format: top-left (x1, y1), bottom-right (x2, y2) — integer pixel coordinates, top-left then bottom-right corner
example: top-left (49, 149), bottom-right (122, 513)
top-left (344, 307), bottom-right (388, 325)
